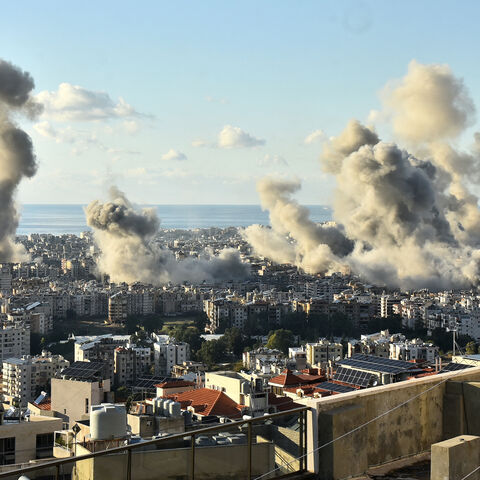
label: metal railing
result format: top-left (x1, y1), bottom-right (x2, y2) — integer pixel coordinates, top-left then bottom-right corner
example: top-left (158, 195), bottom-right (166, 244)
top-left (0, 406), bottom-right (309, 480)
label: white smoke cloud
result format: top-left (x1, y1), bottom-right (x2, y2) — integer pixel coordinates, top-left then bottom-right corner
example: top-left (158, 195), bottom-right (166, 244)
top-left (86, 187), bottom-right (249, 285)
top-left (381, 60), bottom-right (475, 144)
top-left (245, 61), bottom-right (480, 289)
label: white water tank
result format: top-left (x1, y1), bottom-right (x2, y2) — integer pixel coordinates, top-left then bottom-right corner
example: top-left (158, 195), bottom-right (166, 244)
top-left (163, 400), bottom-right (174, 417)
top-left (152, 397), bottom-right (163, 415)
top-left (169, 401), bottom-right (181, 417)
top-left (90, 404), bottom-right (127, 441)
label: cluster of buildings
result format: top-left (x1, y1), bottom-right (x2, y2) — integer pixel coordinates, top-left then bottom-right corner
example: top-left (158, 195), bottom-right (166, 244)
top-left (0, 229), bottom-right (479, 474)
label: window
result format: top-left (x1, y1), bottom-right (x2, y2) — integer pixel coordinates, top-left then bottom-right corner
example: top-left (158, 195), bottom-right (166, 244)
top-left (0, 437), bottom-right (15, 465)
top-left (85, 398), bottom-right (89, 414)
top-left (36, 433), bottom-right (53, 459)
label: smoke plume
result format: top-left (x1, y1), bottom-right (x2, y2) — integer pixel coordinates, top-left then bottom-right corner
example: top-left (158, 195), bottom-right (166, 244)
top-left (0, 59), bottom-right (41, 261)
top-left (86, 187), bottom-right (249, 284)
top-left (245, 61), bottom-right (480, 289)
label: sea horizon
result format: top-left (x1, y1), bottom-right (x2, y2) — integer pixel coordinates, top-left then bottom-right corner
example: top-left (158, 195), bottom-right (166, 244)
top-left (17, 204), bottom-right (333, 235)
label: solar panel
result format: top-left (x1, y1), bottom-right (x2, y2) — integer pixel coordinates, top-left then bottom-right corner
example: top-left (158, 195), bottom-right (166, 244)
top-left (333, 366), bottom-right (375, 387)
top-left (352, 354), bottom-right (415, 369)
top-left (315, 381), bottom-right (356, 393)
top-left (133, 376), bottom-right (173, 390)
top-left (337, 355), bottom-right (416, 374)
top-left (60, 361), bottom-right (105, 380)
top-left (440, 363), bottom-right (474, 373)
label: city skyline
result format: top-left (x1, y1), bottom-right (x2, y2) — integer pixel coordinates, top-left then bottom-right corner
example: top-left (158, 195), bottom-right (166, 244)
top-left (3, 0), bottom-right (480, 204)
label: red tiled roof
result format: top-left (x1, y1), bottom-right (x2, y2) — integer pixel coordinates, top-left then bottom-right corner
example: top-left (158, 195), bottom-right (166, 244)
top-left (283, 386), bottom-right (316, 396)
top-left (268, 393), bottom-right (303, 412)
top-left (296, 374), bottom-right (324, 383)
top-left (269, 369), bottom-right (319, 387)
top-left (155, 380), bottom-right (196, 389)
top-left (33, 399), bottom-right (51, 411)
top-left (164, 388), bottom-right (244, 419)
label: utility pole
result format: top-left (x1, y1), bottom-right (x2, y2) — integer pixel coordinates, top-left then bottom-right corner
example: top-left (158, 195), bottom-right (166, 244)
top-left (452, 327), bottom-right (456, 357)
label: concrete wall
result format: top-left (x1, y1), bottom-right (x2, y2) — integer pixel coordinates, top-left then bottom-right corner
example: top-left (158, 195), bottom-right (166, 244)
top-left (127, 414), bottom-right (184, 437)
top-left (431, 435), bottom-right (480, 480)
top-left (297, 367), bottom-right (480, 480)
top-left (0, 416), bottom-right (62, 464)
top-left (205, 372), bottom-right (243, 404)
top-left (51, 378), bottom-right (110, 427)
top-left (72, 442), bottom-right (275, 480)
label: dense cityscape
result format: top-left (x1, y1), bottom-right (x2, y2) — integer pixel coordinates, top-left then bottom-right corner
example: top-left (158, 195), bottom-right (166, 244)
top-left (3, 2), bottom-right (480, 479)
top-left (0, 226), bottom-right (477, 477)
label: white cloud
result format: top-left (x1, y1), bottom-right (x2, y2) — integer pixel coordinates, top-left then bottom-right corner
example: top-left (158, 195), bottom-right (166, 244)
top-left (259, 154), bottom-right (288, 167)
top-left (33, 121), bottom-right (63, 142)
top-left (36, 82), bottom-right (138, 121)
top-left (218, 125), bottom-right (265, 149)
top-left (161, 149), bottom-right (187, 161)
top-left (123, 120), bottom-right (140, 134)
top-left (304, 129), bottom-right (324, 144)
top-left (192, 139), bottom-right (208, 148)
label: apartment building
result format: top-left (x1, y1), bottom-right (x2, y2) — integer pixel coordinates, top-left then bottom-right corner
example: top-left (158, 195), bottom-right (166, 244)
top-left (0, 323), bottom-right (30, 362)
top-left (108, 291), bottom-right (154, 324)
top-left (2, 352), bottom-right (69, 407)
top-left (74, 334), bottom-right (134, 385)
top-left (114, 346), bottom-right (151, 386)
top-left (205, 371), bottom-right (268, 415)
top-left (305, 340), bottom-right (343, 368)
top-left (389, 339), bottom-right (439, 363)
top-left (51, 361), bottom-right (112, 428)
top-left (0, 415), bottom-right (62, 465)
top-left (154, 339), bottom-right (190, 376)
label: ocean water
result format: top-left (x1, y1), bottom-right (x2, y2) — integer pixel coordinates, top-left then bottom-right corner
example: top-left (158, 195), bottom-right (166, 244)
top-left (16, 204), bottom-right (333, 235)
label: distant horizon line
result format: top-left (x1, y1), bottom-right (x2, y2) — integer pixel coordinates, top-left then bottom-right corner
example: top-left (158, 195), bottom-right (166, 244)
top-left (19, 203), bottom-right (332, 207)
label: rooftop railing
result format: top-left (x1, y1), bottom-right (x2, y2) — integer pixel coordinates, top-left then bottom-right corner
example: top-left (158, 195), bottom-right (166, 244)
top-left (0, 405), bottom-right (309, 480)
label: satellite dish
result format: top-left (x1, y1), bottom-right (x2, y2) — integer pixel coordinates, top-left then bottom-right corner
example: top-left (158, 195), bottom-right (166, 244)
top-left (372, 380), bottom-right (378, 387)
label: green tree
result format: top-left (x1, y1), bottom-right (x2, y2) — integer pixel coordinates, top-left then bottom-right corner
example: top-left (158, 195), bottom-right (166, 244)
top-left (171, 325), bottom-right (203, 354)
top-left (141, 315), bottom-right (164, 333)
top-left (233, 360), bottom-right (244, 372)
top-left (125, 395), bottom-right (135, 414)
top-left (223, 328), bottom-right (244, 357)
top-left (266, 329), bottom-right (295, 354)
top-left (116, 386), bottom-right (128, 401)
top-left (192, 312), bottom-right (208, 332)
top-left (125, 315), bottom-right (138, 334)
top-left (466, 341), bottom-right (477, 355)
top-left (197, 339), bottom-right (225, 367)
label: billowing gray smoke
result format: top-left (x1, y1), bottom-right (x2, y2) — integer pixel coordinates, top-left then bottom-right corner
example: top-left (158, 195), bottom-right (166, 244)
top-left (86, 187), bottom-right (249, 284)
top-left (245, 61), bottom-right (480, 289)
top-left (0, 59), bottom-right (41, 261)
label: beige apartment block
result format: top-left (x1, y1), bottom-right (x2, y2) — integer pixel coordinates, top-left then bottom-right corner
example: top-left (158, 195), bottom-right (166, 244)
top-left (51, 378), bottom-right (112, 428)
top-left (0, 416), bottom-right (62, 466)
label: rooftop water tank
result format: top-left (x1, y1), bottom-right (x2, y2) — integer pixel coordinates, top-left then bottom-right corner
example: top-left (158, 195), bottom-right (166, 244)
top-left (152, 397), bottom-right (163, 415)
top-left (90, 404), bottom-right (127, 441)
top-left (163, 399), bottom-right (174, 417)
top-left (169, 401), bottom-right (181, 417)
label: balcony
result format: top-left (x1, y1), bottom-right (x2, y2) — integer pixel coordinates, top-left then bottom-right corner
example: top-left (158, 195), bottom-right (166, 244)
top-left (0, 407), bottom-right (307, 480)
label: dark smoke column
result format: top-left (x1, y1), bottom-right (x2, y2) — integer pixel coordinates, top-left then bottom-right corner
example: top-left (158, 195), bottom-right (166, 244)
top-left (0, 59), bottom-right (41, 261)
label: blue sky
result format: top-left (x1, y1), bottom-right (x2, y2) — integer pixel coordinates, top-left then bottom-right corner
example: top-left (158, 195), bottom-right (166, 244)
top-left (2, 0), bottom-right (480, 204)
